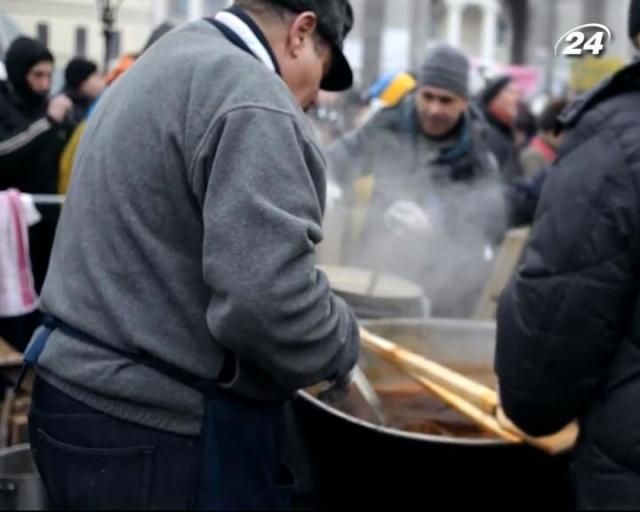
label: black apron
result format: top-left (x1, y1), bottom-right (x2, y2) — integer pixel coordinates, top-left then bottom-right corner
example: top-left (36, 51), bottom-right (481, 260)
top-left (21, 315), bottom-right (294, 509)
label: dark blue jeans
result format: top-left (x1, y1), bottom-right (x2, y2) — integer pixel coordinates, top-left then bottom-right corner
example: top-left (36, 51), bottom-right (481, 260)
top-left (28, 377), bottom-right (295, 510)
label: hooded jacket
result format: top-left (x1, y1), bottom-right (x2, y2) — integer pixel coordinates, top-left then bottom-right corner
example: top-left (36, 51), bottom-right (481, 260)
top-left (0, 37), bottom-right (70, 194)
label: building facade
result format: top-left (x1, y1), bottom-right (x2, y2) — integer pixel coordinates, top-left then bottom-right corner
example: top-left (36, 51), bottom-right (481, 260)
top-left (342, 0), bottom-right (510, 86)
top-left (0, 0), bottom-right (632, 93)
top-left (152, 0), bottom-right (230, 25)
top-left (152, 0), bottom-right (509, 85)
top-left (0, 0), bottom-right (155, 67)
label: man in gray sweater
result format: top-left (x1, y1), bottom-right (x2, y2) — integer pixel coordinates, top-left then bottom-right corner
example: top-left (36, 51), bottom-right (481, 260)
top-left (24, 0), bottom-right (359, 509)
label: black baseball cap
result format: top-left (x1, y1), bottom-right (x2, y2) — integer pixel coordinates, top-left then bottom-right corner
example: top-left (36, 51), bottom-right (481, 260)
top-left (270, 0), bottom-right (354, 91)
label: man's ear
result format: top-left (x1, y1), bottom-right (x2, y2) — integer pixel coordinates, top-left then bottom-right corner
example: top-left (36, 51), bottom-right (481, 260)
top-left (287, 11), bottom-right (318, 57)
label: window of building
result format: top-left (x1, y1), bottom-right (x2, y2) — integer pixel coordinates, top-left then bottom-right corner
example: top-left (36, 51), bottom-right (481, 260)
top-left (36, 22), bottom-right (49, 47)
top-left (75, 27), bottom-right (88, 57)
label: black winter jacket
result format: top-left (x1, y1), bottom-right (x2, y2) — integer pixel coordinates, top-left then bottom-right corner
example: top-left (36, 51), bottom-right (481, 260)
top-left (480, 106), bottom-right (524, 181)
top-left (496, 60), bottom-right (640, 510)
top-left (0, 81), bottom-right (69, 194)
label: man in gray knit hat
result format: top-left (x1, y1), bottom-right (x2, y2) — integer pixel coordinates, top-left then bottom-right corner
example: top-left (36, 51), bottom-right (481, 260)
top-left (415, 43), bottom-right (471, 137)
top-left (327, 43), bottom-right (506, 318)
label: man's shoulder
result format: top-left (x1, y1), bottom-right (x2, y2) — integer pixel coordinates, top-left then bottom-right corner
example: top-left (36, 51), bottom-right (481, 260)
top-left (560, 61), bottom-right (640, 134)
top-left (132, 20), bottom-right (300, 114)
top-left (105, 20), bottom-right (313, 151)
top-left (559, 86), bottom-right (640, 170)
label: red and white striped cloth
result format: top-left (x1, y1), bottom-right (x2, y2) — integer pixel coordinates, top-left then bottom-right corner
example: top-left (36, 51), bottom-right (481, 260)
top-left (0, 189), bottom-right (39, 317)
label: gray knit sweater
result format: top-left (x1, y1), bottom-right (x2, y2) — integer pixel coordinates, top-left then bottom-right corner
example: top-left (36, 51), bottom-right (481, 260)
top-left (34, 20), bottom-right (359, 435)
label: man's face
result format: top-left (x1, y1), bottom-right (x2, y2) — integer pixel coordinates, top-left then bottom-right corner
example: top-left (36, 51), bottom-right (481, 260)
top-left (26, 61), bottom-right (53, 97)
top-left (490, 82), bottom-right (520, 121)
top-left (78, 72), bottom-right (106, 100)
top-left (415, 85), bottom-right (468, 138)
top-left (279, 12), bottom-right (333, 111)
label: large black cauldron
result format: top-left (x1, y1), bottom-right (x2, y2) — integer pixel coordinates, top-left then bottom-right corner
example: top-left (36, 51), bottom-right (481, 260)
top-left (290, 319), bottom-right (574, 510)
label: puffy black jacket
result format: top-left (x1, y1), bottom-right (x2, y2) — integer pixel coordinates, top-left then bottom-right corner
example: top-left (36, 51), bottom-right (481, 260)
top-left (496, 61), bottom-right (640, 510)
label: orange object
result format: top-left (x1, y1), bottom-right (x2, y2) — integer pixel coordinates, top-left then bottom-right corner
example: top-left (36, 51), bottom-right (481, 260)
top-left (105, 54), bottom-right (137, 85)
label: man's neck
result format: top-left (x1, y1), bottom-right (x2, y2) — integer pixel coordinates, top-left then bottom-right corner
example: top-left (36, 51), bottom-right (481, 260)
top-left (233, 8), bottom-right (284, 71)
top-left (423, 115), bottom-right (465, 144)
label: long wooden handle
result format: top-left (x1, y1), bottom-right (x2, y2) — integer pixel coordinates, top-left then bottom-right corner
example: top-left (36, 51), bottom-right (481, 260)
top-left (412, 372), bottom-right (578, 455)
top-left (408, 373), bottom-right (522, 443)
top-left (360, 327), bottom-right (498, 415)
top-left (360, 327), bottom-right (579, 455)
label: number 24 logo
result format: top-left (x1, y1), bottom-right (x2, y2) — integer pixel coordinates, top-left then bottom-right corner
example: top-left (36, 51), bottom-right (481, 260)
top-left (554, 23), bottom-right (612, 57)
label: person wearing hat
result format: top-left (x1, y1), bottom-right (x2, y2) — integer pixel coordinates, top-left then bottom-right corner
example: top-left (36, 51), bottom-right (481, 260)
top-left (496, 1), bottom-right (640, 508)
top-left (0, 36), bottom-right (73, 350)
top-left (326, 43), bottom-right (506, 318)
top-left (24, 0), bottom-right (359, 509)
top-left (63, 57), bottom-right (106, 127)
top-left (477, 75), bottom-right (521, 175)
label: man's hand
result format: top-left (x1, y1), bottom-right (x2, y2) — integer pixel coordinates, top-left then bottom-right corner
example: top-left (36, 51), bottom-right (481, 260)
top-left (317, 367), bottom-right (356, 403)
top-left (384, 201), bottom-right (431, 234)
top-left (47, 94), bottom-right (73, 124)
top-left (496, 405), bottom-right (578, 455)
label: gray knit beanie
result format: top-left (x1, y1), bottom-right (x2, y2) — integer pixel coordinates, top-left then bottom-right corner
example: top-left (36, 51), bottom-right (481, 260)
top-left (418, 44), bottom-right (470, 99)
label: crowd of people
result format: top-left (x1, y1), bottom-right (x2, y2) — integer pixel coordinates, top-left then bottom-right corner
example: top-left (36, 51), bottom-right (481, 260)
top-left (0, 12), bottom-right (571, 338)
top-left (1, 0), bottom-right (640, 509)
top-left (0, 37), bottom-right (104, 350)
top-left (0, 22), bottom-right (176, 351)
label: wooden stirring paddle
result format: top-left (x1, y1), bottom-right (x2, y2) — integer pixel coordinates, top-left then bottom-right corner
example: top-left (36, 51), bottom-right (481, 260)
top-left (359, 327), bottom-right (578, 455)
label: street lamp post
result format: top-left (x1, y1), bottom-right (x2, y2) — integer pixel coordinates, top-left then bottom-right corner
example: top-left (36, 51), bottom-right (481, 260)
top-left (97, 0), bottom-right (125, 72)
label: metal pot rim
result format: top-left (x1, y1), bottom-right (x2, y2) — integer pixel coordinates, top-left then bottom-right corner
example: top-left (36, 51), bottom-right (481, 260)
top-left (297, 391), bottom-right (509, 447)
top-left (361, 316), bottom-right (497, 330)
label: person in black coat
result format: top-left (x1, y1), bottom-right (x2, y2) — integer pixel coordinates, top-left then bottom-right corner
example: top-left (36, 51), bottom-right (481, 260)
top-left (0, 36), bottom-right (73, 350)
top-left (496, 1), bottom-right (640, 508)
top-left (62, 57), bottom-right (105, 128)
top-left (0, 37), bottom-right (73, 194)
top-left (478, 75), bottom-right (522, 179)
